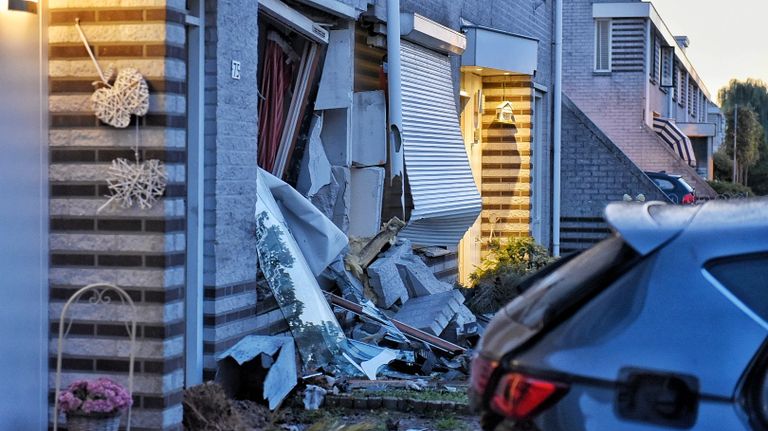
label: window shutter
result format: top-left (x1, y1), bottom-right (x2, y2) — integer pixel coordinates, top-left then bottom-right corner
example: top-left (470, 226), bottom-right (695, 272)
top-left (595, 20), bottom-right (611, 71)
top-left (661, 47), bottom-right (674, 87)
top-left (651, 34), bottom-right (661, 82)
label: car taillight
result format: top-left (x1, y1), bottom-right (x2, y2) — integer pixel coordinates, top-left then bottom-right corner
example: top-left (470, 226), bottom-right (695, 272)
top-left (489, 372), bottom-right (569, 420)
top-left (470, 355), bottom-right (499, 395)
top-left (682, 193), bottom-right (695, 205)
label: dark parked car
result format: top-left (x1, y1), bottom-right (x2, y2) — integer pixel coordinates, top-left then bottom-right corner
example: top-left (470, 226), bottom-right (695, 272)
top-left (646, 171), bottom-right (696, 204)
top-left (470, 199), bottom-right (768, 431)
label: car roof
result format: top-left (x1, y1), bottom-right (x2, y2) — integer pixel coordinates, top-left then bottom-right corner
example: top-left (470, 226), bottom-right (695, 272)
top-left (604, 198), bottom-right (768, 255)
top-left (645, 171), bottom-right (682, 179)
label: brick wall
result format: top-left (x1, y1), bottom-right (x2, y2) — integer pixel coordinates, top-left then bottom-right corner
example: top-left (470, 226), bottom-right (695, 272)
top-left (561, 95), bottom-right (668, 252)
top-left (201, 0), bottom-right (260, 380)
top-left (480, 75), bottom-right (533, 255)
top-left (47, 1), bottom-right (188, 429)
top-left (562, 0), bottom-right (716, 198)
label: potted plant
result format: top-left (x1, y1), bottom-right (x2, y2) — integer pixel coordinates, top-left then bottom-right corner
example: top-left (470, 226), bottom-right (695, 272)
top-left (58, 378), bottom-right (133, 431)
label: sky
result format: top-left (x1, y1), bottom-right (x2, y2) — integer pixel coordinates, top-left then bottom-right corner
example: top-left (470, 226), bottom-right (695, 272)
top-left (650, 0), bottom-right (768, 101)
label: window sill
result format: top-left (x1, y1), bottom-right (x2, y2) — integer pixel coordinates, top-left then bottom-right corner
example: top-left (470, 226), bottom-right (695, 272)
top-left (593, 71), bottom-right (612, 76)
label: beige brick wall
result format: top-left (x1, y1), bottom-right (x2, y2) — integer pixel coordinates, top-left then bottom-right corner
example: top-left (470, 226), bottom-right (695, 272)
top-left (480, 75), bottom-right (533, 256)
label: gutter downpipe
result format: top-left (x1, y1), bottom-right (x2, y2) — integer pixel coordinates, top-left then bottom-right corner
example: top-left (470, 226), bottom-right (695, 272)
top-left (553, 0), bottom-right (562, 257)
top-left (386, 0), bottom-right (405, 214)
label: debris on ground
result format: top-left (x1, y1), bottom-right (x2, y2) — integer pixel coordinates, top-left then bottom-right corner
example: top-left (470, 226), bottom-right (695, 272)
top-left (199, 168), bottom-right (490, 426)
top-left (216, 335), bottom-right (297, 410)
top-left (182, 382), bottom-right (251, 431)
top-left (303, 385), bottom-right (327, 410)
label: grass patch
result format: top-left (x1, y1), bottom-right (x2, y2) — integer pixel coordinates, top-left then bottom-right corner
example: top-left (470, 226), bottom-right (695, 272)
top-left (436, 415), bottom-right (468, 431)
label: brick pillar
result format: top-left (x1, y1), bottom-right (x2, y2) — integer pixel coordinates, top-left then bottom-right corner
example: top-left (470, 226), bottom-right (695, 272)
top-left (48, 1), bottom-right (188, 429)
top-left (201, 0), bottom-right (260, 380)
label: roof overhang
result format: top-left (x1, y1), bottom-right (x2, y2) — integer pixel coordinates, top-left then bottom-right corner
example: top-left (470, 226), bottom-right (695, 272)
top-left (677, 122), bottom-right (717, 138)
top-left (400, 13), bottom-right (466, 55)
top-left (593, 2), bottom-right (712, 101)
top-left (460, 26), bottom-right (538, 75)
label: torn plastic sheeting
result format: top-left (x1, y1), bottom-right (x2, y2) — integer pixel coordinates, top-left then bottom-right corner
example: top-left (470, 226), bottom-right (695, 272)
top-left (255, 168), bottom-right (397, 378)
top-left (260, 168), bottom-right (346, 276)
top-left (343, 340), bottom-right (399, 380)
top-left (215, 335), bottom-right (297, 410)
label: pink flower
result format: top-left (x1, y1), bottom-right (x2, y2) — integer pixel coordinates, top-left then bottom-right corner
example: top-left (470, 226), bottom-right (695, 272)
top-left (57, 378), bottom-right (132, 415)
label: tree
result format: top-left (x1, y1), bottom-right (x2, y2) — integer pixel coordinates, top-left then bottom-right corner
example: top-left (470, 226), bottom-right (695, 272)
top-left (722, 105), bottom-right (763, 186)
top-left (719, 79), bottom-right (768, 193)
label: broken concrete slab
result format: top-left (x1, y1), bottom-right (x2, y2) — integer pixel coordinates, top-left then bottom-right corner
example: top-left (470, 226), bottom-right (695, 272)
top-left (306, 165), bottom-right (350, 234)
top-left (315, 24), bottom-right (354, 111)
top-left (395, 253), bottom-right (453, 297)
top-left (439, 304), bottom-right (478, 344)
top-left (349, 167), bottom-right (385, 238)
top-left (393, 290), bottom-right (466, 336)
top-left (351, 91), bottom-right (387, 167)
top-left (215, 335), bottom-right (297, 410)
top-left (367, 256), bottom-right (410, 309)
top-left (331, 166), bottom-right (351, 233)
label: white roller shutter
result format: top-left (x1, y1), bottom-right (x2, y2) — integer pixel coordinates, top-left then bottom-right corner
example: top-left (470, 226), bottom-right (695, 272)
top-left (398, 40), bottom-right (482, 246)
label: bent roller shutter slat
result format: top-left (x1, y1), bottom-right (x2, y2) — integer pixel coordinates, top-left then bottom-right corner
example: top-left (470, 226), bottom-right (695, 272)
top-left (398, 40), bottom-right (482, 246)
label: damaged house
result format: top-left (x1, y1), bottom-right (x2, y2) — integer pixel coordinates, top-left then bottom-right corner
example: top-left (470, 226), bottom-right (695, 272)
top-left (1, 0), bottom-right (567, 429)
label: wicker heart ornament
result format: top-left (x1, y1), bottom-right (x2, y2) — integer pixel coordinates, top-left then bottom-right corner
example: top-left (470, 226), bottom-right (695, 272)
top-left (91, 68), bottom-right (149, 128)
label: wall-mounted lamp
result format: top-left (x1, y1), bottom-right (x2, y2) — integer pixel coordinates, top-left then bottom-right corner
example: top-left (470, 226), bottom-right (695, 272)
top-left (3, 0), bottom-right (37, 13)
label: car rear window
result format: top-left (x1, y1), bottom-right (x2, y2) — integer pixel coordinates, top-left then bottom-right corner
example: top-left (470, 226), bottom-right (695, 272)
top-left (505, 234), bottom-right (639, 329)
top-left (677, 178), bottom-right (694, 193)
top-left (481, 235), bottom-right (641, 358)
top-left (706, 253), bottom-right (768, 322)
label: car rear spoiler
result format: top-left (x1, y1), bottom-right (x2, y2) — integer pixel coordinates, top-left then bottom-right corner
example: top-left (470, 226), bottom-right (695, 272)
top-left (604, 201), bottom-right (700, 255)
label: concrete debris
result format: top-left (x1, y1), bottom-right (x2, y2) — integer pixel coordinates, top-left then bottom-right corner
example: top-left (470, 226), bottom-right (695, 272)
top-left (405, 379), bottom-right (428, 391)
top-left (215, 335), bottom-right (297, 410)
top-left (393, 290), bottom-right (466, 336)
top-left (307, 166), bottom-right (350, 233)
top-left (303, 385), bottom-right (327, 410)
top-left (331, 166), bottom-right (351, 233)
top-left (367, 253), bottom-right (410, 308)
top-left (439, 304), bottom-right (479, 344)
top-left (349, 167), bottom-right (385, 237)
top-left (395, 253), bottom-right (453, 297)
top-left (351, 91), bottom-right (387, 167)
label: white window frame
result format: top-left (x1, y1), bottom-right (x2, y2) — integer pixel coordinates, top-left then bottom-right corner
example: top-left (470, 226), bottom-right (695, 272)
top-left (594, 19), bottom-right (612, 72)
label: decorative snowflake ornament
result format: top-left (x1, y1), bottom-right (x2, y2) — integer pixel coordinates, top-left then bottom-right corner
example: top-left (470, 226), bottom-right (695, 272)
top-left (98, 157), bottom-right (167, 213)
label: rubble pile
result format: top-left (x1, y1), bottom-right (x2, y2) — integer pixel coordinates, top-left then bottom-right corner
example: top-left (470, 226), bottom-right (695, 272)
top-left (214, 167), bottom-right (484, 414)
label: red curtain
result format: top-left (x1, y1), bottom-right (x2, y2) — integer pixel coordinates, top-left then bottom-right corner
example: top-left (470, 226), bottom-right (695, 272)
top-left (258, 39), bottom-right (292, 171)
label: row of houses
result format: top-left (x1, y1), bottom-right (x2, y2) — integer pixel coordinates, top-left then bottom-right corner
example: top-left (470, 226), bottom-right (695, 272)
top-left (0, 0), bottom-right (724, 429)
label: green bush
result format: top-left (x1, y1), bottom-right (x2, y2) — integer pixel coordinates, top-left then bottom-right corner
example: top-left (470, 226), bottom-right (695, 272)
top-left (707, 180), bottom-right (754, 197)
top-left (461, 237), bottom-right (555, 314)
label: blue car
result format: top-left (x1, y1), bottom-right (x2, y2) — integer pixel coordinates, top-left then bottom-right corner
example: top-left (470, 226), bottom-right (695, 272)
top-left (471, 199), bottom-right (768, 430)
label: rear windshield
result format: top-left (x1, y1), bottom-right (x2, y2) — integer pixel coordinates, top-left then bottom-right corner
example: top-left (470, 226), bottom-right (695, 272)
top-left (502, 234), bottom-right (638, 330)
top-left (677, 177), bottom-right (694, 193)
